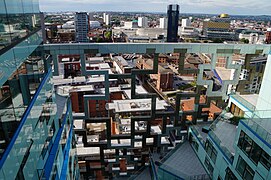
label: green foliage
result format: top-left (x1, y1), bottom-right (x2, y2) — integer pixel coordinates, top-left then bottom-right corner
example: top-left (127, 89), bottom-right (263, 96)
top-left (212, 38), bottom-right (223, 43)
top-left (105, 31), bottom-right (112, 39)
top-left (240, 38), bottom-right (249, 44)
top-left (190, 81), bottom-right (197, 87)
top-left (167, 92), bottom-right (176, 98)
top-left (179, 83), bottom-right (193, 90)
top-left (229, 116), bottom-right (243, 125)
top-left (96, 37), bottom-right (103, 42)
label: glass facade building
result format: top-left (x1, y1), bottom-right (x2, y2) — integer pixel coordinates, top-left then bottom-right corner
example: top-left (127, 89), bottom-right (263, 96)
top-left (166, 4), bottom-right (179, 42)
top-left (0, 0), bottom-right (79, 179)
top-left (0, 1), bottom-right (271, 179)
top-left (0, 0), bottom-right (43, 157)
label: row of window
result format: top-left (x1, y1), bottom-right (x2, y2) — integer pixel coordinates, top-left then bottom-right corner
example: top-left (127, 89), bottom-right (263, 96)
top-left (238, 130), bottom-right (271, 170)
top-left (205, 139), bottom-right (218, 164)
top-left (225, 167), bottom-right (237, 180)
top-left (191, 129), bottom-right (270, 180)
top-left (236, 156), bottom-right (254, 180)
top-left (204, 157), bottom-right (214, 177)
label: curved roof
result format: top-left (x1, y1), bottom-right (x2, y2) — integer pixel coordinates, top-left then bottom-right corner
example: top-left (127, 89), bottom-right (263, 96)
top-left (220, 13), bottom-right (229, 18)
top-left (241, 29), bottom-right (264, 35)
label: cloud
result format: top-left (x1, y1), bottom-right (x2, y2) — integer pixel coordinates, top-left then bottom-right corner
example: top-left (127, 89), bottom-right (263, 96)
top-left (39, 0), bottom-right (271, 15)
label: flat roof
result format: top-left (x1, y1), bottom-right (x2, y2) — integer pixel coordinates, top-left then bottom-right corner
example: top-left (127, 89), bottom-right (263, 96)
top-left (215, 67), bottom-right (233, 81)
top-left (193, 121), bottom-right (212, 142)
top-left (122, 85), bottom-right (148, 99)
top-left (57, 85), bottom-right (95, 95)
top-left (77, 147), bottom-right (100, 156)
top-left (114, 56), bottom-right (129, 66)
top-left (87, 63), bottom-right (111, 70)
top-left (145, 59), bottom-right (172, 73)
top-left (74, 119), bottom-right (84, 130)
top-left (53, 76), bottom-right (86, 86)
top-left (87, 75), bottom-right (117, 83)
top-left (87, 57), bottom-right (104, 61)
top-left (151, 126), bottom-right (162, 134)
top-left (107, 98), bottom-right (168, 113)
top-left (238, 93), bottom-right (258, 107)
top-left (160, 141), bottom-right (208, 178)
top-left (212, 120), bottom-right (237, 154)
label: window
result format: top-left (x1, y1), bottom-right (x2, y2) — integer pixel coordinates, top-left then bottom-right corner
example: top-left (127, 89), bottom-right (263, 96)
top-left (238, 131), bottom-right (253, 155)
top-left (260, 151), bottom-right (271, 170)
top-left (189, 133), bottom-right (199, 151)
top-left (236, 156), bottom-right (254, 180)
top-left (205, 139), bottom-right (217, 163)
top-left (230, 103), bottom-right (245, 117)
top-left (225, 167), bottom-right (237, 180)
top-left (238, 131), bottom-right (271, 170)
top-left (204, 157), bottom-right (214, 177)
top-left (194, 141), bottom-right (199, 151)
top-left (250, 142), bottom-right (262, 164)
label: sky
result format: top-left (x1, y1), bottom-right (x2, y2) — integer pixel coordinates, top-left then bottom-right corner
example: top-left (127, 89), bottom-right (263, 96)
top-left (40, 0), bottom-right (271, 15)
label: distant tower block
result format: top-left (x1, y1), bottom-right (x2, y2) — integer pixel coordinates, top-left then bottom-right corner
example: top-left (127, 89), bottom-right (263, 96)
top-left (167, 4), bottom-right (180, 42)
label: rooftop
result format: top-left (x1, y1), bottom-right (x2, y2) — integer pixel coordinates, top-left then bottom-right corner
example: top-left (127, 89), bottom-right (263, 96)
top-left (238, 93), bottom-right (258, 107)
top-left (211, 120), bottom-right (237, 154)
top-left (159, 141), bottom-right (209, 179)
top-left (192, 121), bottom-right (212, 142)
top-left (144, 59), bottom-right (172, 74)
top-left (52, 75), bottom-right (117, 86)
top-left (107, 98), bottom-right (169, 113)
top-left (181, 96), bottom-right (222, 116)
top-left (215, 67), bottom-right (233, 81)
top-left (114, 56), bottom-right (129, 67)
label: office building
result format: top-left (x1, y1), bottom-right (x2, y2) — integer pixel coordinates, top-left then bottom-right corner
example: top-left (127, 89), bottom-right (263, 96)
top-left (123, 21), bottom-right (138, 29)
top-left (89, 21), bottom-right (101, 29)
top-left (136, 59), bottom-right (174, 91)
top-left (88, 12), bottom-right (94, 21)
top-left (181, 18), bottom-right (191, 27)
top-left (57, 29), bottom-right (75, 43)
top-left (103, 12), bottom-right (106, 23)
top-left (0, 0), bottom-right (79, 179)
top-left (138, 17), bottom-right (148, 28)
top-left (236, 55), bottom-right (267, 94)
top-left (105, 14), bottom-right (111, 26)
top-left (166, 4), bottom-right (180, 42)
top-left (159, 17), bottom-right (167, 29)
top-left (179, 26), bottom-right (199, 38)
top-left (203, 14), bottom-right (236, 41)
top-left (239, 30), bottom-right (265, 44)
top-left (75, 12), bottom-right (89, 42)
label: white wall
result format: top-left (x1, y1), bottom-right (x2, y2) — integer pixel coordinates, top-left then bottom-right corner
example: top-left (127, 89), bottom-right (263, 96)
top-left (256, 54), bottom-right (271, 113)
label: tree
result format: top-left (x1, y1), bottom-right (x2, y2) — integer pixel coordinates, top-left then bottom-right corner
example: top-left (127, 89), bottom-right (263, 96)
top-left (96, 37), bottom-right (103, 42)
top-left (212, 38), bottom-right (223, 43)
top-left (105, 31), bottom-right (112, 39)
top-left (240, 38), bottom-right (249, 44)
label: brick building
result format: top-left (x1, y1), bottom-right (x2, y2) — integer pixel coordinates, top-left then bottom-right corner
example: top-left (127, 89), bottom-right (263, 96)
top-left (137, 59), bottom-right (173, 91)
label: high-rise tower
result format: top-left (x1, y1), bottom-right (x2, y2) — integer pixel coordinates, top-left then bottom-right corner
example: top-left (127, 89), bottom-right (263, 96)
top-left (166, 4), bottom-right (179, 42)
top-left (75, 12), bottom-right (89, 42)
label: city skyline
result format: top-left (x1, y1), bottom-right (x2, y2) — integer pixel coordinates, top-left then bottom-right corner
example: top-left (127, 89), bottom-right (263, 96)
top-left (40, 0), bottom-right (271, 15)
